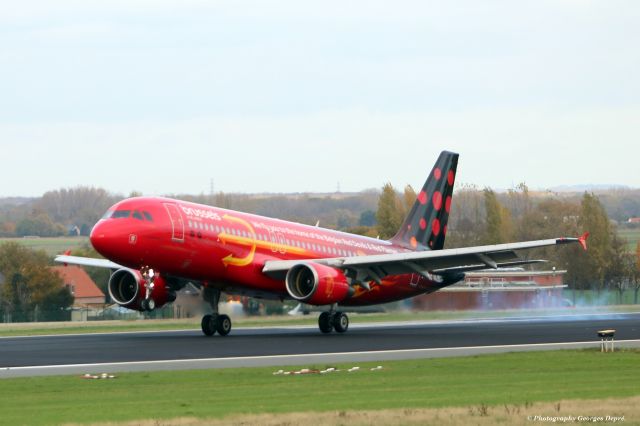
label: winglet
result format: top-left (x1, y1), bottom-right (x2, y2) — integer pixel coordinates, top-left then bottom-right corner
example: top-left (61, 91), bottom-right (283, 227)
top-left (578, 232), bottom-right (589, 251)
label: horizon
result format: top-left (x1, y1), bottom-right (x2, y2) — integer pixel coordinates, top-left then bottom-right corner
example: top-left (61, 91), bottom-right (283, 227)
top-left (1, 182), bottom-right (639, 202)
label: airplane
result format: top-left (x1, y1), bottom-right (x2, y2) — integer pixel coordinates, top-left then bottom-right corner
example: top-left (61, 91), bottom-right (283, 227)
top-left (55, 151), bottom-right (589, 336)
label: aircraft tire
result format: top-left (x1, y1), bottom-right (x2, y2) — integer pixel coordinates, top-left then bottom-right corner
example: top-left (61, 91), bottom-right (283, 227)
top-left (201, 314), bottom-right (216, 336)
top-left (333, 312), bottom-right (349, 333)
top-left (318, 312), bottom-right (333, 333)
top-left (216, 314), bottom-right (232, 336)
top-left (141, 298), bottom-right (155, 311)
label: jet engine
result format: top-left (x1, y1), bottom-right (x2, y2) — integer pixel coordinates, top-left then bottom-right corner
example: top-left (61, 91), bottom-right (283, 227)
top-left (108, 268), bottom-right (176, 311)
top-left (285, 262), bottom-right (353, 306)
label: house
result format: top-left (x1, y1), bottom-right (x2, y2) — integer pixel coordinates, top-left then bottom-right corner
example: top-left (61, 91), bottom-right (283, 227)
top-left (52, 266), bottom-right (105, 306)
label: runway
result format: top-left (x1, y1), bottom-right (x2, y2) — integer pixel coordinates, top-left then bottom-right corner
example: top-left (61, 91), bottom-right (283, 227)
top-left (2, 312), bottom-right (640, 378)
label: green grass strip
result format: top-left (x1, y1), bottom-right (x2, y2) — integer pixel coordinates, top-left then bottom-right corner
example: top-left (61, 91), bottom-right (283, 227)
top-left (1, 349), bottom-right (639, 425)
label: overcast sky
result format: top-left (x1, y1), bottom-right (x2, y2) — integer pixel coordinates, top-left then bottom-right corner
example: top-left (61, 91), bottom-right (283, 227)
top-left (1, 1), bottom-right (638, 197)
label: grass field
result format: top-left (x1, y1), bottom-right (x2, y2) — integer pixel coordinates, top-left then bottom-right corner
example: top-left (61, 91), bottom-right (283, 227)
top-left (619, 228), bottom-right (640, 250)
top-left (2, 305), bottom-right (639, 337)
top-left (0, 236), bottom-right (89, 255)
top-left (0, 349), bottom-right (638, 425)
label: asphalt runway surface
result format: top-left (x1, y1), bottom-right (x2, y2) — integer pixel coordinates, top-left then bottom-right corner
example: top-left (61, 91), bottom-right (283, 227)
top-left (2, 312), bottom-right (640, 377)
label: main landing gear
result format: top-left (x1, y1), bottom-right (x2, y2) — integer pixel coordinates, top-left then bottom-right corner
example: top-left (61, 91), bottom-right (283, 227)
top-left (318, 308), bottom-right (349, 334)
top-left (201, 287), bottom-right (232, 337)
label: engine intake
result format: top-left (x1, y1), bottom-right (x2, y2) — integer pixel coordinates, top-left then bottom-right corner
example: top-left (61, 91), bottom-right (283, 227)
top-left (108, 268), bottom-right (175, 311)
top-left (285, 263), bottom-right (353, 306)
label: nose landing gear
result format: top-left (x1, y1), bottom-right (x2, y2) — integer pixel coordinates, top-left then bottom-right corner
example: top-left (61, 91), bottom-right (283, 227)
top-left (140, 267), bottom-right (156, 311)
top-left (201, 287), bottom-right (232, 337)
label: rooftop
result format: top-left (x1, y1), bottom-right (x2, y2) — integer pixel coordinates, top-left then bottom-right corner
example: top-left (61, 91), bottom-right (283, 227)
top-left (51, 266), bottom-right (105, 299)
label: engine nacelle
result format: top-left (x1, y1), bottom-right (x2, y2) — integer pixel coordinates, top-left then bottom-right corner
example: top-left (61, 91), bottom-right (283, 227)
top-left (108, 268), bottom-right (175, 311)
top-left (285, 262), bottom-right (353, 306)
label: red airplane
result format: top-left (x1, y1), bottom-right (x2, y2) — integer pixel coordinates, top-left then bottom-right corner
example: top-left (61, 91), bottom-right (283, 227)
top-left (55, 151), bottom-right (588, 336)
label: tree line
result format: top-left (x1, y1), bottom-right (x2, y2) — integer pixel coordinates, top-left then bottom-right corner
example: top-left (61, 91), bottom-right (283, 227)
top-left (1, 184), bottom-right (639, 239)
top-left (1, 183), bottom-right (640, 323)
top-left (373, 182), bottom-right (640, 299)
top-left (0, 187), bottom-right (121, 237)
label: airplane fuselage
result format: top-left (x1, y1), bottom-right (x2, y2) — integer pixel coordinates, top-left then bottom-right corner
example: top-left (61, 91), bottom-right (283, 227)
top-left (90, 197), bottom-right (440, 306)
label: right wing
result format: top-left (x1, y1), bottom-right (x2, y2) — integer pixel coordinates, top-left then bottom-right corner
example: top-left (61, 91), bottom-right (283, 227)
top-left (54, 255), bottom-right (123, 270)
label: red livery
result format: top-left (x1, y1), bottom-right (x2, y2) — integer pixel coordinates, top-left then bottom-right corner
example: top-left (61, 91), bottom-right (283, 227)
top-left (56, 151), bottom-right (587, 336)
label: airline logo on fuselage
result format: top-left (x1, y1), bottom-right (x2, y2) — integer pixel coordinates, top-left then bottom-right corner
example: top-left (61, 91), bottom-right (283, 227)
top-left (180, 205), bottom-right (222, 221)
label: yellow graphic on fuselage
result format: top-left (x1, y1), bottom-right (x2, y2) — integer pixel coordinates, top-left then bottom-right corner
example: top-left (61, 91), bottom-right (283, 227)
top-left (219, 215), bottom-right (257, 267)
top-left (218, 215), bottom-right (309, 267)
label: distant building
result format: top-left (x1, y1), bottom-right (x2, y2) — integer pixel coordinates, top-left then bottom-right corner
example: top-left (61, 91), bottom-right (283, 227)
top-left (52, 266), bottom-right (105, 307)
top-left (628, 217), bottom-right (640, 224)
top-left (412, 269), bottom-right (567, 311)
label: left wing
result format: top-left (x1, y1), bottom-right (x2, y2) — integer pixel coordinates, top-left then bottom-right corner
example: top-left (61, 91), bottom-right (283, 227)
top-left (262, 233), bottom-right (589, 285)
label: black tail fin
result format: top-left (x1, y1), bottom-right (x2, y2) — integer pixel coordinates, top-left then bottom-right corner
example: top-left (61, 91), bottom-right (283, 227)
top-left (391, 151), bottom-right (458, 251)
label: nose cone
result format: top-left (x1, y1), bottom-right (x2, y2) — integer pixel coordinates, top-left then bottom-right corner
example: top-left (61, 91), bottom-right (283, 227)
top-left (89, 221), bottom-right (112, 259)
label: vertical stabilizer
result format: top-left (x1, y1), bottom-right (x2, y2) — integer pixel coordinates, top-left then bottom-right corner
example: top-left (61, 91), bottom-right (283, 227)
top-left (391, 151), bottom-right (458, 251)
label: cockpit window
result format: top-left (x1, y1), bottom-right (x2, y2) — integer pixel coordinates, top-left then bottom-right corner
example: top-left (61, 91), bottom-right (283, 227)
top-left (112, 210), bottom-right (131, 219)
top-left (143, 211), bottom-right (153, 221)
top-left (132, 211), bottom-right (144, 220)
top-left (101, 210), bottom-right (114, 220)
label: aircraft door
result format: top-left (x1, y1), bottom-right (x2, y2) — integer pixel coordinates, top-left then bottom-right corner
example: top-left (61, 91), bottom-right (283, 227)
top-left (163, 203), bottom-right (185, 242)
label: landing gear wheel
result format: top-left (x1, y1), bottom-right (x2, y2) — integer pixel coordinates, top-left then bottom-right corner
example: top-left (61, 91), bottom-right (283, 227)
top-left (216, 314), bottom-right (232, 336)
top-left (333, 312), bottom-right (349, 333)
top-left (318, 312), bottom-right (333, 334)
top-left (201, 314), bottom-right (216, 336)
top-left (141, 298), bottom-right (155, 311)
